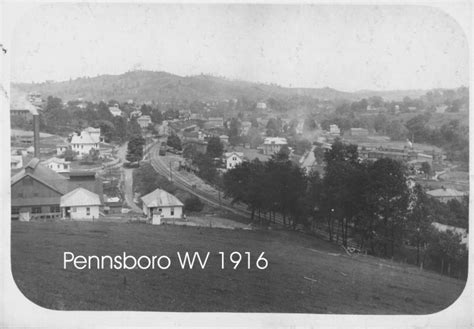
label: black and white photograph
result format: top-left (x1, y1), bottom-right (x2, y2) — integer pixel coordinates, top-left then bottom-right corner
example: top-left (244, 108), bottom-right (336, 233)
top-left (1, 1), bottom-right (472, 327)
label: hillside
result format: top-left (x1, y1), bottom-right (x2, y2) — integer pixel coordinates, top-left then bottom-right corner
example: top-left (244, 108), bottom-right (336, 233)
top-left (12, 221), bottom-right (464, 313)
top-left (12, 70), bottom-right (421, 103)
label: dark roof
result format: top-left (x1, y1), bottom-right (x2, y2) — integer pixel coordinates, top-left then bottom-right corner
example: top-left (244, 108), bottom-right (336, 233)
top-left (11, 158), bottom-right (69, 194)
top-left (11, 158), bottom-right (104, 204)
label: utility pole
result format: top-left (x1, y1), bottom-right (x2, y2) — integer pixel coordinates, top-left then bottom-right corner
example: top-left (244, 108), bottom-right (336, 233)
top-left (169, 161), bottom-right (172, 182)
top-left (218, 189), bottom-right (221, 208)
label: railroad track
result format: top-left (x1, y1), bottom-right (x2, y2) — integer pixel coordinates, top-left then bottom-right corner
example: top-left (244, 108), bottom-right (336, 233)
top-left (149, 145), bottom-right (250, 219)
top-left (147, 144), bottom-right (360, 250)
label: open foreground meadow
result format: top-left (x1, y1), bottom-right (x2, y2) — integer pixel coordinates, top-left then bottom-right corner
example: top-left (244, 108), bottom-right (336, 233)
top-left (11, 221), bottom-right (466, 314)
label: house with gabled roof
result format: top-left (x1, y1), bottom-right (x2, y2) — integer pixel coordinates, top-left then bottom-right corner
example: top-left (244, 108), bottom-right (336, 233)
top-left (60, 187), bottom-right (101, 221)
top-left (70, 130), bottom-right (100, 158)
top-left (224, 151), bottom-right (244, 170)
top-left (41, 157), bottom-right (71, 173)
top-left (141, 188), bottom-right (184, 224)
top-left (11, 158), bottom-right (103, 221)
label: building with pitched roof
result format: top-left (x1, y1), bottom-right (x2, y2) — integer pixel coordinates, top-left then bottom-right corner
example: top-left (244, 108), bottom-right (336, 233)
top-left (41, 157), bottom-right (71, 173)
top-left (224, 151), bottom-right (244, 170)
top-left (141, 188), bottom-right (184, 224)
top-left (427, 187), bottom-right (467, 203)
top-left (60, 187), bottom-right (101, 221)
top-left (261, 137), bottom-right (288, 155)
top-left (11, 158), bottom-right (103, 221)
top-left (137, 115), bottom-right (152, 129)
top-left (70, 130), bottom-right (100, 158)
top-left (10, 87), bottom-right (38, 122)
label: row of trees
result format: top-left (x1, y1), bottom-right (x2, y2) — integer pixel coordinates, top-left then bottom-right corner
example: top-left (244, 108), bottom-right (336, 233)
top-left (223, 140), bottom-right (468, 278)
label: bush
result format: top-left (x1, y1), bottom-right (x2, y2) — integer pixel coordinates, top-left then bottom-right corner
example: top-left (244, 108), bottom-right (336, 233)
top-left (184, 196), bottom-right (204, 212)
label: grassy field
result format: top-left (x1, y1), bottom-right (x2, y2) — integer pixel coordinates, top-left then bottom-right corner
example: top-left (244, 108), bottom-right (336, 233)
top-left (11, 221), bottom-right (466, 313)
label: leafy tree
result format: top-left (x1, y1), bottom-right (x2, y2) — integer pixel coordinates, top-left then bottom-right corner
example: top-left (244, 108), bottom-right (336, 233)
top-left (167, 134), bottom-right (182, 151)
top-left (206, 136), bottom-right (224, 158)
top-left (374, 114), bottom-right (389, 134)
top-left (313, 146), bottom-right (325, 165)
top-left (426, 229), bottom-right (468, 278)
top-left (63, 149), bottom-right (77, 162)
top-left (406, 184), bottom-right (433, 266)
top-left (365, 158), bottom-right (409, 257)
top-left (94, 120), bottom-right (115, 143)
top-left (194, 153), bottom-right (218, 183)
top-left (420, 162), bottom-right (431, 179)
top-left (184, 196), bottom-right (204, 212)
top-left (182, 143), bottom-right (198, 160)
top-left (324, 138), bottom-right (358, 164)
top-left (126, 135), bottom-right (145, 163)
top-left (228, 118), bottom-right (242, 146)
top-left (150, 110), bottom-right (163, 124)
top-left (266, 117), bottom-right (282, 137)
top-left (112, 116), bottom-right (127, 142)
top-left (127, 117), bottom-right (142, 138)
top-left (386, 120), bottom-right (408, 141)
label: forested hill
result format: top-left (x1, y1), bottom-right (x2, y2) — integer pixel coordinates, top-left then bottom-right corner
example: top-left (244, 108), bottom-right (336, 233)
top-left (13, 70), bottom-right (426, 103)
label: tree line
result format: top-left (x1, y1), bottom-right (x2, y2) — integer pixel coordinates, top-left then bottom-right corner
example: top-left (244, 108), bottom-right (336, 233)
top-left (222, 139), bottom-right (468, 278)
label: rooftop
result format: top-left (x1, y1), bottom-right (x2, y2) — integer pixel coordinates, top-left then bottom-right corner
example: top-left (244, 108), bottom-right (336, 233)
top-left (427, 188), bottom-right (466, 198)
top-left (263, 137), bottom-right (288, 145)
top-left (141, 188), bottom-right (184, 208)
top-left (60, 187), bottom-right (101, 207)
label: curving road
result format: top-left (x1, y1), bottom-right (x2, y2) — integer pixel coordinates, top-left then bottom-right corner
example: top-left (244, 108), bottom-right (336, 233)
top-left (117, 142), bottom-right (142, 213)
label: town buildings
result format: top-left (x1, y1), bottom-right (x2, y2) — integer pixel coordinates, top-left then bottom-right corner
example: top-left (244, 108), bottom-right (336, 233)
top-left (329, 124), bottom-right (341, 136)
top-left (10, 87), bottom-right (38, 122)
top-left (70, 129), bottom-right (101, 158)
top-left (108, 105), bottom-right (123, 117)
top-left (349, 128), bottom-right (369, 137)
top-left (11, 155), bottom-right (24, 170)
top-left (427, 188), bottom-right (467, 203)
top-left (205, 117), bottom-right (224, 129)
top-left (261, 137), bottom-right (288, 155)
top-left (137, 115), bottom-right (152, 129)
top-left (224, 151), bottom-right (244, 170)
top-left (10, 158), bottom-right (103, 221)
top-left (60, 187), bottom-right (101, 221)
top-left (141, 188), bottom-right (184, 224)
top-left (41, 157), bottom-right (71, 173)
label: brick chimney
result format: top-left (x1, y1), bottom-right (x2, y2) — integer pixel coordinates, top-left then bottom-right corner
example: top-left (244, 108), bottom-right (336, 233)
top-left (33, 114), bottom-right (40, 158)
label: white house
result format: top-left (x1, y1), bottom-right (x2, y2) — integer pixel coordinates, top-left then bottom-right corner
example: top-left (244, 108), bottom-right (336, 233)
top-left (141, 188), bottom-right (184, 224)
top-left (224, 152), bottom-right (244, 170)
top-left (261, 137), bottom-right (288, 155)
top-left (70, 130), bottom-right (100, 158)
top-left (137, 115), bottom-right (152, 129)
top-left (329, 124), bottom-right (341, 136)
top-left (109, 105), bottom-right (123, 117)
top-left (41, 157), bottom-right (71, 173)
top-left (256, 102), bottom-right (267, 110)
top-left (427, 188), bottom-right (467, 203)
top-left (130, 110), bottom-right (142, 119)
top-left (219, 135), bottom-right (229, 145)
top-left (11, 155), bottom-right (24, 170)
top-left (60, 187), bottom-right (101, 221)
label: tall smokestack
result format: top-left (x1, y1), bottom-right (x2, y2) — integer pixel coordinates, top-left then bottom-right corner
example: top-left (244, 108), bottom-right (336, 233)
top-left (33, 114), bottom-right (40, 158)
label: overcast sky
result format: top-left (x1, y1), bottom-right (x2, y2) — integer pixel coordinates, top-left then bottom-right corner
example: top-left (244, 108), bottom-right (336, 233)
top-left (9, 4), bottom-right (469, 91)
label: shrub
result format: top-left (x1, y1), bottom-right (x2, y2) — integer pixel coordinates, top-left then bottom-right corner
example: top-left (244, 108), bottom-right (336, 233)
top-left (184, 196), bottom-right (204, 212)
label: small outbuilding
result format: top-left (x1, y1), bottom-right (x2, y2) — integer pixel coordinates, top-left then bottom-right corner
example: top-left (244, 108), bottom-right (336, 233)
top-left (141, 188), bottom-right (184, 224)
top-left (60, 187), bottom-right (101, 221)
